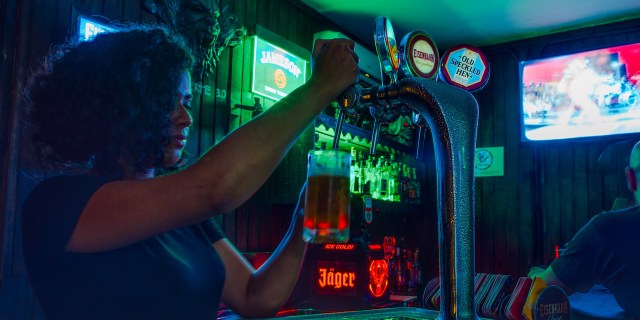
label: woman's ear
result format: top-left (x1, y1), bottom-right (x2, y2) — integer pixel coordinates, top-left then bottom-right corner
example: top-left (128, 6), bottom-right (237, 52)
top-left (626, 167), bottom-right (637, 192)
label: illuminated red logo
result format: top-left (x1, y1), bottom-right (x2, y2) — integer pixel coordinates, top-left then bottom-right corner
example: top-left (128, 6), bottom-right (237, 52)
top-left (316, 261), bottom-right (357, 295)
top-left (413, 48), bottom-right (435, 62)
top-left (368, 259), bottom-right (389, 298)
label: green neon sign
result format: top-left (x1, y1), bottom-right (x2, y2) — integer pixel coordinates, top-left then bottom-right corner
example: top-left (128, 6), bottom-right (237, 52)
top-left (252, 36), bottom-right (307, 101)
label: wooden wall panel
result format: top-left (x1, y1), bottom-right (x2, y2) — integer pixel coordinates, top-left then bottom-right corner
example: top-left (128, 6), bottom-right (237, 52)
top-left (0, 0), bottom-right (31, 318)
top-left (268, 0), bottom-right (281, 34)
top-left (0, 0), bottom-right (11, 275)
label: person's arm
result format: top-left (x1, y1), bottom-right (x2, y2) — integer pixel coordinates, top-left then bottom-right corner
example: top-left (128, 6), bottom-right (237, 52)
top-left (216, 185), bottom-right (308, 318)
top-left (528, 215), bottom-right (611, 296)
top-left (528, 265), bottom-right (574, 295)
top-left (66, 39), bottom-right (358, 253)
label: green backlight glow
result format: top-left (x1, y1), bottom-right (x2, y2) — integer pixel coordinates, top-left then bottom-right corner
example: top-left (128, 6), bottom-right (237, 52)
top-left (251, 36), bottom-right (307, 101)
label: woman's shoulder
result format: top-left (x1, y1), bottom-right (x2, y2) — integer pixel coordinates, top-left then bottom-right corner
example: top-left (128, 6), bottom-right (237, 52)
top-left (26, 175), bottom-right (110, 200)
top-left (22, 174), bottom-right (117, 251)
top-left (23, 174), bottom-right (114, 219)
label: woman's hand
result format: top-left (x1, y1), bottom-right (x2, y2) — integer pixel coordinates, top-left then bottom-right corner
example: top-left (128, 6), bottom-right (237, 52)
top-left (528, 266), bottom-right (546, 278)
top-left (309, 39), bottom-right (359, 99)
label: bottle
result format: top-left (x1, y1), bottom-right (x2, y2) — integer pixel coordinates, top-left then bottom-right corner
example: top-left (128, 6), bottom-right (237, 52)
top-left (349, 147), bottom-right (358, 194)
top-left (400, 164), bottom-right (409, 202)
top-left (391, 163), bottom-right (401, 202)
top-left (357, 156), bottom-right (366, 196)
top-left (389, 162), bottom-right (400, 202)
top-left (363, 158), bottom-right (373, 196)
top-left (385, 157), bottom-right (393, 201)
top-left (376, 156), bottom-right (387, 200)
top-left (413, 249), bottom-right (422, 289)
top-left (405, 248), bottom-right (414, 293)
top-left (413, 167), bottom-right (421, 204)
top-left (397, 248), bottom-right (408, 293)
top-left (354, 153), bottom-right (361, 192)
top-left (369, 156), bottom-right (380, 199)
top-left (410, 167), bottom-right (420, 204)
top-left (407, 167), bottom-right (416, 203)
top-left (390, 246), bottom-right (401, 294)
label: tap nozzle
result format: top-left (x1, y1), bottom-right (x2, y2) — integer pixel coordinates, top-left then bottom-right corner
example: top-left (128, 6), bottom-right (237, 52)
top-left (368, 85), bottom-right (403, 155)
top-left (332, 85), bottom-right (368, 150)
top-left (412, 112), bottom-right (428, 160)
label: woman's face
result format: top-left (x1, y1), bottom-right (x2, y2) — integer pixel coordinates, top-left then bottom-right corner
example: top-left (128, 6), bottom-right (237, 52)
top-left (164, 71), bottom-right (193, 167)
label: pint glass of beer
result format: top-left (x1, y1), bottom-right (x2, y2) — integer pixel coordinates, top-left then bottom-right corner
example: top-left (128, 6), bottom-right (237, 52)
top-left (303, 149), bottom-right (351, 243)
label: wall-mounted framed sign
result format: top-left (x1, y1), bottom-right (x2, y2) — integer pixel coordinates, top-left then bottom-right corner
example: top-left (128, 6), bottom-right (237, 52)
top-left (475, 146), bottom-right (504, 177)
top-left (77, 16), bottom-right (115, 42)
top-left (251, 36), bottom-right (307, 101)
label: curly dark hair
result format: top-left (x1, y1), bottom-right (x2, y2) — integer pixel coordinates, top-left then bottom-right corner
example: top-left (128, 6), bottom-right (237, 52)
top-left (24, 23), bottom-right (195, 178)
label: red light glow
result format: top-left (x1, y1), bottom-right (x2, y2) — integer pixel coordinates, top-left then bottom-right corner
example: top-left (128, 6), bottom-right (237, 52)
top-left (318, 267), bottom-right (356, 289)
top-left (368, 259), bottom-right (389, 298)
top-left (304, 218), bottom-right (315, 229)
top-left (338, 214), bottom-right (349, 229)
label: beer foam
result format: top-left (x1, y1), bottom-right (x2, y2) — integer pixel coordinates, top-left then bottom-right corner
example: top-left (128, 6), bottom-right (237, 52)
top-left (307, 150), bottom-right (351, 177)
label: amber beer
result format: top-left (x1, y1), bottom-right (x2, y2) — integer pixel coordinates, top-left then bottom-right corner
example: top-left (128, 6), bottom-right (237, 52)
top-left (303, 150), bottom-right (351, 243)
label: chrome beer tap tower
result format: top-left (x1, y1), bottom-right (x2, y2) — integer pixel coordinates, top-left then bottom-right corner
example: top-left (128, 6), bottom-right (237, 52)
top-left (333, 17), bottom-right (480, 320)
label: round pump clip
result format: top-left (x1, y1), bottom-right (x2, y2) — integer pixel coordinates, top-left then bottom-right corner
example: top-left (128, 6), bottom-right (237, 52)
top-left (439, 44), bottom-right (490, 92)
top-left (374, 16), bottom-right (399, 83)
top-left (399, 30), bottom-right (440, 80)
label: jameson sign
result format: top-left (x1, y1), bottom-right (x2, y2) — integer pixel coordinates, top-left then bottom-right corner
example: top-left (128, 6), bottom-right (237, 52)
top-left (252, 36), bottom-right (307, 101)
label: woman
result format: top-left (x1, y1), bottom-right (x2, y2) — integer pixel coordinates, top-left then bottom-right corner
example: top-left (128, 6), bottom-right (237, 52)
top-left (21, 23), bottom-right (358, 319)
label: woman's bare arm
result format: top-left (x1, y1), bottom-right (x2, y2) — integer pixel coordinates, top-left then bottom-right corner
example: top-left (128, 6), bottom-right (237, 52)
top-left (217, 185), bottom-right (308, 318)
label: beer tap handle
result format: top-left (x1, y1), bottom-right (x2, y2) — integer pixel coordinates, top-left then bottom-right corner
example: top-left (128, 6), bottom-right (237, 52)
top-left (374, 16), bottom-right (399, 86)
top-left (337, 84), bottom-right (363, 113)
top-left (332, 16), bottom-right (407, 155)
top-left (368, 85), bottom-right (403, 155)
top-left (367, 16), bottom-right (399, 156)
top-left (333, 84), bottom-right (366, 150)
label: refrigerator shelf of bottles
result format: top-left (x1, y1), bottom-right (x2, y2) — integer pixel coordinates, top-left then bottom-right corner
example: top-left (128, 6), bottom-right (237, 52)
top-left (314, 113), bottom-right (414, 155)
top-left (315, 122), bottom-right (397, 155)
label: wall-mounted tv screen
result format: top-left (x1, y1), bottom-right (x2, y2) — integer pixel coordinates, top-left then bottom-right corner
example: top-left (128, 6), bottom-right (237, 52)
top-left (520, 42), bottom-right (640, 142)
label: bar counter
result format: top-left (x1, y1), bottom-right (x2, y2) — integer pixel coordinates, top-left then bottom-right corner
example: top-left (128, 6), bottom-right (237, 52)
top-left (218, 307), bottom-right (439, 320)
